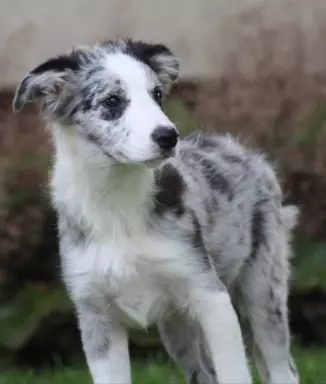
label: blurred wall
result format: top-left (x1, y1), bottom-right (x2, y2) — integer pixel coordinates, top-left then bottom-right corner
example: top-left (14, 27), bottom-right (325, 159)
top-left (0, 0), bottom-right (326, 87)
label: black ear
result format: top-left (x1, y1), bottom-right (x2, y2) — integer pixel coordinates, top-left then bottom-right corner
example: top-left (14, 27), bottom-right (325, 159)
top-left (125, 40), bottom-right (179, 92)
top-left (13, 53), bottom-right (81, 113)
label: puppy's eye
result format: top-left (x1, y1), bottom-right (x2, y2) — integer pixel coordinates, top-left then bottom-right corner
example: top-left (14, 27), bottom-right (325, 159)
top-left (104, 95), bottom-right (121, 108)
top-left (153, 87), bottom-right (163, 105)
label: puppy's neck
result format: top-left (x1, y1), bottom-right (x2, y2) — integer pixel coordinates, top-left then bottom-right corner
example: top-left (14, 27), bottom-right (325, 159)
top-left (51, 125), bottom-right (155, 238)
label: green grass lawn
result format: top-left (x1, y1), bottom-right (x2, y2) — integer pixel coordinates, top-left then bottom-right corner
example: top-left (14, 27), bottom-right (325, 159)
top-left (1, 347), bottom-right (326, 384)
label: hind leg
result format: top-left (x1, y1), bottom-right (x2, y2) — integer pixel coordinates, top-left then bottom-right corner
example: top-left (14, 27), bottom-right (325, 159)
top-left (158, 310), bottom-right (216, 384)
top-left (237, 215), bottom-right (299, 384)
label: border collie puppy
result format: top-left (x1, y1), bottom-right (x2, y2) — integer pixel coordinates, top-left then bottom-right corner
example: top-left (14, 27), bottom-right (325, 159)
top-left (13, 38), bottom-right (299, 384)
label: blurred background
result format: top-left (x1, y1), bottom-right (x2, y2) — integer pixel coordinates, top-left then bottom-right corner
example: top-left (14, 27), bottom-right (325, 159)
top-left (1, 0), bottom-right (326, 382)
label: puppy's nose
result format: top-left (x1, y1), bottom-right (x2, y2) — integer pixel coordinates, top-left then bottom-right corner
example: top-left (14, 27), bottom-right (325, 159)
top-left (152, 126), bottom-right (179, 150)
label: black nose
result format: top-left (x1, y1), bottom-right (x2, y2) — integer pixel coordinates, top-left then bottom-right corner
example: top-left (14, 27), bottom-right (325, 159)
top-left (152, 126), bottom-right (179, 150)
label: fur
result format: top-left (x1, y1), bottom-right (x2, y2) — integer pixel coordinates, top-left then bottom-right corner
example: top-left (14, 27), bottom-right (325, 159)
top-left (13, 38), bottom-right (299, 384)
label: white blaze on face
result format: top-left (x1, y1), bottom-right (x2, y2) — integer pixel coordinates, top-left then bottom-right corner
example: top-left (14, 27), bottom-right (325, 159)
top-left (103, 53), bottom-right (175, 162)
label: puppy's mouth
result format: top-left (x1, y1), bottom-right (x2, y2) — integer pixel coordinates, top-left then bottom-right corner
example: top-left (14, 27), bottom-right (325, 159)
top-left (109, 146), bottom-right (177, 167)
top-left (144, 158), bottom-right (166, 168)
top-left (144, 148), bottom-right (177, 168)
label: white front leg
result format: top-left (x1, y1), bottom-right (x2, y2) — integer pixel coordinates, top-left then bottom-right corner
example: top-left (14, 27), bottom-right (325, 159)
top-left (76, 300), bottom-right (131, 384)
top-left (191, 289), bottom-right (252, 384)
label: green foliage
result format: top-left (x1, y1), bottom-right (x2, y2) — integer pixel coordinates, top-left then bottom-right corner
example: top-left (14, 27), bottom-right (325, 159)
top-left (0, 284), bottom-right (72, 351)
top-left (292, 237), bottom-right (326, 292)
top-left (293, 103), bottom-right (326, 148)
top-left (163, 98), bottom-right (197, 136)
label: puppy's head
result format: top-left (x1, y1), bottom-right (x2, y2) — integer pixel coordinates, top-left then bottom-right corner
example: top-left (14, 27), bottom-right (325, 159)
top-left (13, 39), bottom-right (180, 164)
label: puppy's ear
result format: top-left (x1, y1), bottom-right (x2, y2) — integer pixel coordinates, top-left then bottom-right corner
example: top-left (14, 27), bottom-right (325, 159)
top-left (126, 40), bottom-right (179, 92)
top-left (13, 53), bottom-right (81, 113)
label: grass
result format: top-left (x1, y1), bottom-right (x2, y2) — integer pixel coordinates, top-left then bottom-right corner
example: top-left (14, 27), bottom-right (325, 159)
top-left (1, 347), bottom-right (326, 383)
top-left (0, 361), bottom-right (182, 384)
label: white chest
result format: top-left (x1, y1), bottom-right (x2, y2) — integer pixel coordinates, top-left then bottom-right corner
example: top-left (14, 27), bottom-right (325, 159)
top-left (113, 276), bottom-right (169, 328)
top-left (63, 235), bottom-right (191, 328)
